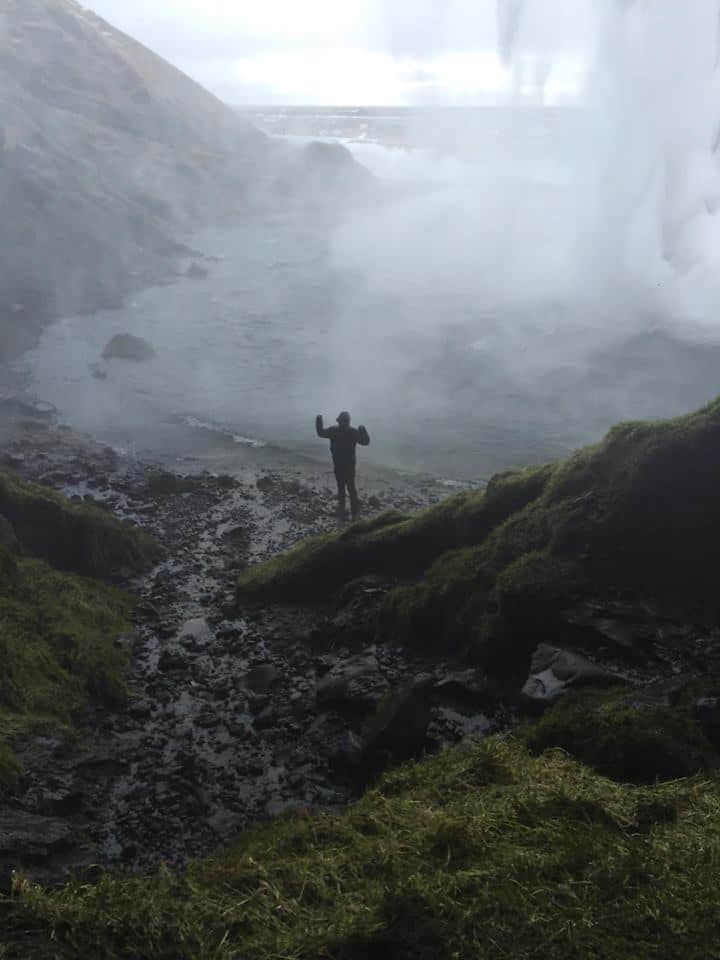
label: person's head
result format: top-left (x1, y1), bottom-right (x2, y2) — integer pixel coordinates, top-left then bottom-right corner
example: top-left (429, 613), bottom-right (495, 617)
top-left (336, 411), bottom-right (351, 427)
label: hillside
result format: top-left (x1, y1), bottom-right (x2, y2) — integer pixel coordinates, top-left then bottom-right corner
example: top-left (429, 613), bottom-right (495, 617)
top-left (0, 0), bottom-right (373, 360)
top-left (2, 399), bottom-right (720, 955)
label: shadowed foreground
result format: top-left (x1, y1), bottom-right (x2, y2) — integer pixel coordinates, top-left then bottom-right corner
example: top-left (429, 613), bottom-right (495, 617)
top-left (2, 736), bottom-right (719, 959)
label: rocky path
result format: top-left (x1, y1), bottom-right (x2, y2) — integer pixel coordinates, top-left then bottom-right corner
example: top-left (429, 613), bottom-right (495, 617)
top-left (1, 410), bottom-right (503, 880)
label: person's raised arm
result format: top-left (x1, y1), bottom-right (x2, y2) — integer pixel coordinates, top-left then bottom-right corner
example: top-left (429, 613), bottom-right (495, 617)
top-left (357, 425), bottom-right (370, 446)
top-left (316, 414), bottom-right (332, 439)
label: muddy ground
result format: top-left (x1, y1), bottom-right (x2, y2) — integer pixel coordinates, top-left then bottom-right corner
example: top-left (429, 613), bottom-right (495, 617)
top-left (0, 399), bottom-right (504, 883)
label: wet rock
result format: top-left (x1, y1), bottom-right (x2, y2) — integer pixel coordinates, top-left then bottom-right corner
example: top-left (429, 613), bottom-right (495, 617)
top-left (186, 261), bottom-right (209, 279)
top-left (316, 654), bottom-right (389, 714)
top-left (332, 678), bottom-right (435, 780)
top-left (521, 644), bottom-right (619, 707)
top-left (158, 648), bottom-right (187, 673)
top-left (243, 663), bottom-right (279, 693)
top-left (0, 811), bottom-right (75, 884)
top-left (253, 705), bottom-right (278, 730)
top-left (329, 731), bottom-right (365, 771)
top-left (102, 333), bottom-right (156, 362)
top-left (695, 697), bottom-right (720, 747)
top-left (561, 600), bottom-right (691, 662)
top-left (428, 707), bottom-right (492, 746)
top-left (361, 677), bottom-right (434, 763)
top-left (314, 654), bottom-right (337, 677)
top-left (433, 669), bottom-right (491, 708)
top-left (146, 471), bottom-right (201, 496)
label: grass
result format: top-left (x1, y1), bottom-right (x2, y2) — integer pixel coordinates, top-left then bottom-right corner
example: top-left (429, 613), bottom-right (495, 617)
top-left (2, 736), bottom-right (720, 959)
top-left (523, 681), bottom-right (720, 783)
top-left (237, 396), bottom-right (720, 667)
top-left (0, 470), bottom-right (159, 790)
top-left (236, 465), bottom-right (553, 602)
top-left (0, 469), bottom-right (163, 578)
top-left (0, 548), bottom-right (136, 797)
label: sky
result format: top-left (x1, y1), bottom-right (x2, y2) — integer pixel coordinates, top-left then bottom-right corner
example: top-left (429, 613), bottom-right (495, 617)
top-left (83, 0), bottom-right (592, 106)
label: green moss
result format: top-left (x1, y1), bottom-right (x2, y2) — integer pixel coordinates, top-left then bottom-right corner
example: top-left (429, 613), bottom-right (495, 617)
top-left (0, 469), bottom-right (163, 578)
top-left (237, 464), bottom-right (553, 602)
top-left (523, 683), bottom-right (720, 783)
top-left (4, 737), bottom-right (720, 959)
top-left (0, 548), bottom-right (134, 796)
top-left (242, 395), bottom-right (720, 665)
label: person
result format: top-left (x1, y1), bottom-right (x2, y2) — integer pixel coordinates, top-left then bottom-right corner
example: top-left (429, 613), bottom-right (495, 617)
top-left (316, 411), bottom-right (370, 518)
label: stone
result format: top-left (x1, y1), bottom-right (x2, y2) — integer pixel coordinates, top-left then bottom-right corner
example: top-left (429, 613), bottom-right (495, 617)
top-left (521, 644), bottom-right (619, 707)
top-left (157, 648), bottom-right (187, 673)
top-left (186, 261), bottom-right (209, 279)
top-left (0, 811), bottom-right (75, 884)
top-left (316, 654), bottom-right (389, 713)
top-left (433, 669), bottom-right (491, 708)
top-left (101, 334), bottom-right (156, 362)
top-left (695, 697), bottom-right (720, 747)
top-left (243, 664), bottom-right (279, 693)
top-left (362, 677), bottom-right (435, 763)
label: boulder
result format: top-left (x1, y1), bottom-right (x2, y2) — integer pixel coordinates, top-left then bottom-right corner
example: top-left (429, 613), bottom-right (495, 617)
top-left (433, 669), bottom-right (491, 708)
top-left (316, 653), bottom-right (389, 714)
top-left (186, 262), bottom-right (209, 279)
top-left (330, 678), bottom-right (434, 780)
top-left (521, 644), bottom-right (618, 707)
top-left (0, 811), bottom-right (75, 887)
top-left (243, 664), bottom-right (279, 694)
top-left (102, 333), bottom-right (156, 362)
top-left (695, 697), bottom-right (720, 747)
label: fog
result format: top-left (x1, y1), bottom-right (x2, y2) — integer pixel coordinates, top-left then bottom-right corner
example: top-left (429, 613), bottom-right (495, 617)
top-left (22, 0), bottom-right (720, 480)
top-left (316, 0), bottom-right (720, 465)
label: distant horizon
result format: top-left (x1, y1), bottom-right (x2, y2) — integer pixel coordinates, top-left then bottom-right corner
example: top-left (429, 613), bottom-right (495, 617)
top-left (233, 102), bottom-right (577, 111)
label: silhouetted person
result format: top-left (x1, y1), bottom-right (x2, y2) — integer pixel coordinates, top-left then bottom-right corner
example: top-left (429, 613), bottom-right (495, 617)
top-left (316, 411), bottom-right (370, 518)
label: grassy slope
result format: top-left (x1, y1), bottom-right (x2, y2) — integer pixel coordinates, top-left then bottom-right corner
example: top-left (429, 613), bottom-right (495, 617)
top-left (0, 469), bottom-right (163, 578)
top-left (238, 398), bottom-right (720, 664)
top-left (3, 736), bottom-right (720, 959)
top-left (0, 470), bottom-right (162, 793)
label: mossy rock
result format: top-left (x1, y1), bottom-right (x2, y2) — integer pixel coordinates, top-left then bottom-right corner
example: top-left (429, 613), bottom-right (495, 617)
top-left (239, 396), bottom-right (720, 665)
top-left (5, 737), bottom-right (720, 959)
top-left (0, 469), bottom-right (163, 578)
top-left (523, 681), bottom-right (720, 783)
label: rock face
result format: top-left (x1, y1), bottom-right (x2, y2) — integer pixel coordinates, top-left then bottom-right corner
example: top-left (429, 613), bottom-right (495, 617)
top-left (521, 644), bottom-right (618, 707)
top-left (0, 0), bottom-right (266, 357)
top-left (102, 333), bottom-right (156, 362)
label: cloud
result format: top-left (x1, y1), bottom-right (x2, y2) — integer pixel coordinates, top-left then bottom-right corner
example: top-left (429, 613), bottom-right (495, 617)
top-left (83, 0), bottom-right (589, 104)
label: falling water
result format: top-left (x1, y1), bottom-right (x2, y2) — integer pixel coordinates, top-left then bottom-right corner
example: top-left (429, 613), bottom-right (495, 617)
top-left (497, 0), bottom-right (720, 325)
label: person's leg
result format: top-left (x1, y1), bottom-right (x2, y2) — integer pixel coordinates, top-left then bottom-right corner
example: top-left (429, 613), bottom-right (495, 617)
top-left (347, 467), bottom-right (360, 518)
top-left (334, 467), bottom-right (348, 515)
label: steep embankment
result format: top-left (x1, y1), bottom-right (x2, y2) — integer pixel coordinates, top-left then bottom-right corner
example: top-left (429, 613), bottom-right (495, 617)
top-left (4, 736), bottom-right (720, 959)
top-left (238, 397), bottom-right (720, 672)
top-left (0, 467), bottom-right (161, 792)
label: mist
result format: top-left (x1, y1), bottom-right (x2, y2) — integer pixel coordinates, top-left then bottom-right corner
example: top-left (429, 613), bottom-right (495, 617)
top-left (17, 0), bottom-right (720, 480)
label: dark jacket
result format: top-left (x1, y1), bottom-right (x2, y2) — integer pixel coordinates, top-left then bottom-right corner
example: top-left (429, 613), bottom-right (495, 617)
top-left (316, 416), bottom-right (370, 468)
